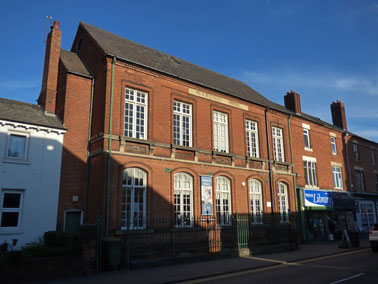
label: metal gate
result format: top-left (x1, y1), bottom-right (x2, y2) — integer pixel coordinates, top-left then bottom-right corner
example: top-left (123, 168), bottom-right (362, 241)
top-left (236, 214), bottom-right (249, 248)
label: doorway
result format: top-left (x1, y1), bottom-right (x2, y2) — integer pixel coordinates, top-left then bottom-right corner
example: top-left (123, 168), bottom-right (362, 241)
top-left (307, 211), bottom-right (329, 242)
top-left (64, 210), bottom-right (82, 234)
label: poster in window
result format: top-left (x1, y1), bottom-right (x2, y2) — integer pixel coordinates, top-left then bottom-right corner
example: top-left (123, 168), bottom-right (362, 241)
top-left (201, 176), bottom-right (213, 216)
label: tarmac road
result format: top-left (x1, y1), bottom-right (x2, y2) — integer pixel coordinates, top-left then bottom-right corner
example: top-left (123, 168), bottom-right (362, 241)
top-left (31, 240), bottom-right (374, 284)
top-left (182, 248), bottom-right (378, 284)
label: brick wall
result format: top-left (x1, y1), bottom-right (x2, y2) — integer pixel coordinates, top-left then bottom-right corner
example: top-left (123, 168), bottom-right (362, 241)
top-left (290, 116), bottom-right (347, 191)
top-left (347, 135), bottom-right (378, 193)
top-left (56, 72), bottom-right (92, 229)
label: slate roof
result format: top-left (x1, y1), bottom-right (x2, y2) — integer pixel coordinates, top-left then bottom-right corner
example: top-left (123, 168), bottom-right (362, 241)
top-left (76, 22), bottom-right (377, 144)
top-left (79, 22), bottom-right (274, 108)
top-left (60, 49), bottom-right (92, 78)
top-left (0, 98), bottom-right (65, 130)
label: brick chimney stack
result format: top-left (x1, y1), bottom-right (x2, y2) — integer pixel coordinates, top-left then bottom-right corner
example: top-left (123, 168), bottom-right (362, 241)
top-left (284, 90), bottom-right (302, 113)
top-left (331, 100), bottom-right (348, 130)
top-left (38, 21), bottom-right (61, 113)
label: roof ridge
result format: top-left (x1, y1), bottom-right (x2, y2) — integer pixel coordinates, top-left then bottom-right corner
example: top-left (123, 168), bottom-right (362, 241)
top-left (79, 21), bottom-right (259, 94)
top-left (0, 97), bottom-right (40, 108)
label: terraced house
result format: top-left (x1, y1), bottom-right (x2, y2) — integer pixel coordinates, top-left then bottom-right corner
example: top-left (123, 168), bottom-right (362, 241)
top-left (37, 21), bottom-right (377, 253)
top-left (0, 98), bottom-right (65, 249)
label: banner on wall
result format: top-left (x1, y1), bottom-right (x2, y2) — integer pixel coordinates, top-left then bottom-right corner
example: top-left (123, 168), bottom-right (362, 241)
top-left (304, 189), bottom-right (333, 207)
top-left (201, 175), bottom-right (213, 216)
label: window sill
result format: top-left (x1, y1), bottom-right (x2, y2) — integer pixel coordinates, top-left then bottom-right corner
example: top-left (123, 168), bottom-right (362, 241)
top-left (213, 151), bottom-right (232, 157)
top-left (123, 136), bottom-right (153, 145)
top-left (0, 228), bottom-right (23, 235)
top-left (273, 161), bottom-right (291, 166)
top-left (115, 228), bottom-right (153, 235)
top-left (2, 158), bottom-right (30, 165)
top-left (304, 147), bottom-right (313, 152)
top-left (172, 144), bottom-right (199, 152)
top-left (247, 156), bottom-right (268, 163)
top-left (305, 185), bottom-right (319, 189)
top-left (171, 226), bottom-right (199, 232)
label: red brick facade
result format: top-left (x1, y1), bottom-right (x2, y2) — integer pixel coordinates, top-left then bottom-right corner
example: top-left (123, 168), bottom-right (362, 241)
top-left (39, 22), bottom-right (378, 237)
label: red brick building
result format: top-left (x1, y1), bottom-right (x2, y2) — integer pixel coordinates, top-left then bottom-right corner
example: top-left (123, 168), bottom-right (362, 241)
top-left (39, 21), bottom-right (377, 244)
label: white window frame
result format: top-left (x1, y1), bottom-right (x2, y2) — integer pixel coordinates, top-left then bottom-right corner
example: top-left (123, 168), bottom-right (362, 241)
top-left (357, 201), bottom-right (377, 232)
top-left (353, 143), bottom-right (359, 160)
top-left (303, 159), bottom-right (318, 188)
top-left (173, 100), bottom-right (192, 147)
top-left (213, 111), bottom-right (229, 153)
top-left (245, 119), bottom-right (259, 158)
top-left (174, 172), bottom-right (193, 227)
top-left (215, 176), bottom-right (232, 226)
top-left (332, 166), bottom-right (343, 189)
top-left (272, 127), bottom-right (284, 162)
top-left (277, 182), bottom-right (289, 223)
top-left (331, 137), bottom-right (337, 155)
top-left (5, 132), bottom-right (29, 161)
top-left (303, 129), bottom-right (311, 149)
top-left (355, 169), bottom-right (365, 192)
top-left (249, 179), bottom-right (263, 224)
top-left (121, 168), bottom-right (147, 230)
top-left (0, 189), bottom-right (24, 230)
top-left (124, 87), bottom-right (148, 140)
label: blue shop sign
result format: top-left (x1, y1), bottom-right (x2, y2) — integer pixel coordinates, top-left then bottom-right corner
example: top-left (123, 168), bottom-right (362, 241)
top-left (304, 189), bottom-right (333, 207)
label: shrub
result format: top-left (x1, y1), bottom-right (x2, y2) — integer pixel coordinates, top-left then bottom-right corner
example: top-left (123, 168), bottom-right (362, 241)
top-left (20, 240), bottom-right (45, 257)
top-left (0, 242), bottom-right (8, 254)
top-left (19, 232), bottom-right (82, 257)
top-left (43, 231), bottom-right (77, 248)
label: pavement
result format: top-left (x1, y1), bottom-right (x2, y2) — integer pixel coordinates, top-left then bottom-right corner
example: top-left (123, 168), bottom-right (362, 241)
top-left (41, 238), bottom-right (371, 284)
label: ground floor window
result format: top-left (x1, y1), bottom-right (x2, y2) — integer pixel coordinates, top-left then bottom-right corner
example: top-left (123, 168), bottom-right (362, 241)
top-left (0, 190), bottom-right (23, 229)
top-left (122, 168), bottom-right (147, 229)
top-left (278, 182), bottom-right (289, 222)
top-left (174, 172), bottom-right (193, 227)
top-left (357, 201), bottom-right (376, 232)
top-left (249, 179), bottom-right (263, 224)
top-left (215, 176), bottom-right (231, 226)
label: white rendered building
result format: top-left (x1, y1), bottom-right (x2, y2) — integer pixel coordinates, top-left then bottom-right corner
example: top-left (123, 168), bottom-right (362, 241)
top-left (0, 98), bottom-right (65, 249)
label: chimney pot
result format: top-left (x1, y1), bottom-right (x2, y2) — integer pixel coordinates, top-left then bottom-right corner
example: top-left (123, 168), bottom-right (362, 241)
top-left (284, 90), bottom-right (301, 113)
top-left (53, 21), bottom-right (60, 29)
top-left (331, 100), bottom-right (348, 130)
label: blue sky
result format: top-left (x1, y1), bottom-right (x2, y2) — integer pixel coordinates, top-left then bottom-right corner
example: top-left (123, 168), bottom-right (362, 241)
top-left (1, 0), bottom-right (377, 142)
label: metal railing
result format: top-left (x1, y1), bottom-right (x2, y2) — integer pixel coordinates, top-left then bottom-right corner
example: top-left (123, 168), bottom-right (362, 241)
top-left (115, 213), bottom-right (298, 266)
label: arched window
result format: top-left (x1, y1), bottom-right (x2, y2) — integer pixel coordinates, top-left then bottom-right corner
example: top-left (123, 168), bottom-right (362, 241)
top-left (215, 176), bottom-right (231, 225)
top-left (249, 179), bottom-right (263, 224)
top-left (277, 182), bottom-right (289, 223)
top-left (174, 172), bottom-right (193, 227)
top-left (122, 168), bottom-right (147, 229)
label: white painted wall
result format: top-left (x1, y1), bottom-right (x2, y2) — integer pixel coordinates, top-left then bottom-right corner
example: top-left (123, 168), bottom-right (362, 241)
top-left (0, 119), bottom-right (65, 249)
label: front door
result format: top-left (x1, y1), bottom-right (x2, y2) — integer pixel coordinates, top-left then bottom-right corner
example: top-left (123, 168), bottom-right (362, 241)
top-left (64, 211), bottom-right (82, 234)
top-left (307, 212), bottom-right (328, 242)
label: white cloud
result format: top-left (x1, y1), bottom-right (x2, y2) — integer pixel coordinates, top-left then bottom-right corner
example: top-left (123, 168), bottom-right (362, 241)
top-left (240, 70), bottom-right (378, 96)
top-left (348, 109), bottom-right (378, 119)
top-left (237, 67), bottom-right (378, 143)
